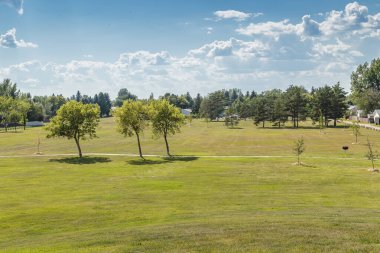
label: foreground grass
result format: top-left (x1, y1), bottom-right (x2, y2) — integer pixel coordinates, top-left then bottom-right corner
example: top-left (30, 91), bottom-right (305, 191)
top-left (1, 156), bottom-right (380, 252)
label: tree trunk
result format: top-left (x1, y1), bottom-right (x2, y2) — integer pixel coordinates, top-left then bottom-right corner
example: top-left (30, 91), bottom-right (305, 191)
top-left (262, 121), bottom-right (265, 128)
top-left (136, 133), bottom-right (144, 159)
top-left (74, 137), bottom-right (82, 158)
top-left (164, 134), bottom-right (171, 157)
top-left (334, 118), bottom-right (337, 127)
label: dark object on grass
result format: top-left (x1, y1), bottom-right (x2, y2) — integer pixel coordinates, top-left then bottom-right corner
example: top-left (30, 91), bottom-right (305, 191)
top-left (342, 146), bottom-right (349, 151)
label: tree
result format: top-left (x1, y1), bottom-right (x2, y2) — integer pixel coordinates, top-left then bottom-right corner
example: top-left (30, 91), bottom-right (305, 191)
top-left (192, 93), bottom-right (203, 116)
top-left (0, 96), bottom-right (17, 132)
top-left (75, 90), bottom-right (82, 102)
top-left (330, 82), bottom-right (348, 127)
top-left (365, 137), bottom-right (378, 172)
top-left (46, 101), bottom-right (100, 158)
top-left (232, 97), bottom-right (254, 120)
top-left (310, 86), bottom-right (333, 127)
top-left (0, 79), bottom-right (19, 98)
top-left (271, 94), bottom-right (288, 128)
top-left (351, 122), bottom-right (361, 144)
top-left (284, 85), bottom-right (308, 128)
top-left (27, 102), bottom-right (44, 121)
top-left (16, 100), bottom-right (31, 130)
top-left (293, 137), bottom-right (305, 165)
top-left (114, 100), bottom-right (149, 159)
top-left (97, 92), bottom-right (112, 117)
top-left (351, 58), bottom-right (380, 113)
top-left (225, 107), bottom-right (239, 128)
top-left (253, 96), bottom-right (269, 128)
top-left (149, 99), bottom-right (185, 156)
top-left (200, 90), bottom-right (225, 121)
top-left (115, 88), bottom-right (137, 107)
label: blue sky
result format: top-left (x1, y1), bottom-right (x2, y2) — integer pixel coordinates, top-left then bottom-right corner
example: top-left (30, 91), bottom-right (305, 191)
top-left (1, 0), bottom-right (380, 98)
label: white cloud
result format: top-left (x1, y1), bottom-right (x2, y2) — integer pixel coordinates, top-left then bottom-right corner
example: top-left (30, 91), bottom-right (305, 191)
top-left (237, 2), bottom-right (380, 40)
top-left (214, 10), bottom-right (252, 21)
top-left (0, 0), bottom-right (23, 14)
top-left (0, 28), bottom-right (38, 48)
top-left (236, 19), bottom-right (297, 39)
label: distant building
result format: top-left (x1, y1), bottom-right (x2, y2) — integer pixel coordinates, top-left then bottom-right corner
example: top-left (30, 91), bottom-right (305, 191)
top-left (374, 110), bottom-right (380, 125)
top-left (181, 109), bottom-right (192, 116)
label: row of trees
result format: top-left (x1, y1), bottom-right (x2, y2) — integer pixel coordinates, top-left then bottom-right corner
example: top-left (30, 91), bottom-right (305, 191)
top-left (47, 99), bottom-right (185, 158)
top-left (200, 83), bottom-right (347, 128)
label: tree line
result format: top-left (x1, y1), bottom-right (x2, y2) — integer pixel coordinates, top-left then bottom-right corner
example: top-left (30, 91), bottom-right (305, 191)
top-left (199, 83), bottom-right (347, 128)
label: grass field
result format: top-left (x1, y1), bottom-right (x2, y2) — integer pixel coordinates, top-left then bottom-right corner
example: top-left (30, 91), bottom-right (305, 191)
top-left (1, 119), bottom-right (380, 252)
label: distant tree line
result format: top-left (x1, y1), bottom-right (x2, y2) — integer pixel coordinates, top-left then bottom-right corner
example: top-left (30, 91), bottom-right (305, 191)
top-left (199, 83), bottom-right (347, 128)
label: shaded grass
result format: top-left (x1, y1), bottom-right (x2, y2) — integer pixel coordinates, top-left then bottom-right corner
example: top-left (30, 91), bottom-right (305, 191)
top-left (49, 156), bottom-right (112, 165)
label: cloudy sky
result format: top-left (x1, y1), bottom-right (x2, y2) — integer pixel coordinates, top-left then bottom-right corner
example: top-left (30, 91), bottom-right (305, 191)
top-left (1, 0), bottom-right (380, 98)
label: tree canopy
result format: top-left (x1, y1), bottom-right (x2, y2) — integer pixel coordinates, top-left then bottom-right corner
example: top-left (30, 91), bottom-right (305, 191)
top-left (149, 99), bottom-right (185, 156)
top-left (114, 100), bottom-right (149, 159)
top-left (46, 101), bottom-right (100, 158)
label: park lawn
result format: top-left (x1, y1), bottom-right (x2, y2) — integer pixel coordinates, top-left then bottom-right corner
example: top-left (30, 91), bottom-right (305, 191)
top-left (1, 156), bottom-right (380, 252)
top-left (0, 118), bottom-right (378, 158)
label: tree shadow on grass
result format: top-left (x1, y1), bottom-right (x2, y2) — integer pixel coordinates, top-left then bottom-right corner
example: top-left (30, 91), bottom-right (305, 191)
top-left (49, 156), bottom-right (112, 165)
top-left (128, 156), bottom-right (198, 166)
top-left (128, 159), bottom-right (171, 166)
top-left (163, 156), bottom-right (199, 162)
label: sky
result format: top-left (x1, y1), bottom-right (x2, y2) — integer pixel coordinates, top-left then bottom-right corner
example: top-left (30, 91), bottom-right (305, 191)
top-left (1, 0), bottom-right (380, 99)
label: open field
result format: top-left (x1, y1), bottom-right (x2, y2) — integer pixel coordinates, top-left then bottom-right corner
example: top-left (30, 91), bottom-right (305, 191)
top-left (0, 118), bottom-right (379, 158)
top-left (1, 119), bottom-right (380, 252)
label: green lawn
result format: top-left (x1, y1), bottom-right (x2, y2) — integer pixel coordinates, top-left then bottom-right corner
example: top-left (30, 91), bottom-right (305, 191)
top-left (1, 119), bottom-right (380, 252)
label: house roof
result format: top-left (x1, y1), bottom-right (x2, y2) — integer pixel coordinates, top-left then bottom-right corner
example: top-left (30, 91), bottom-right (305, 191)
top-left (374, 110), bottom-right (380, 115)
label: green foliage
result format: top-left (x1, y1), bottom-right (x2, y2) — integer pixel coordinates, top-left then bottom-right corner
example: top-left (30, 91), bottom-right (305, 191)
top-left (16, 100), bottom-right (31, 129)
top-left (285, 85), bottom-right (308, 128)
top-left (351, 122), bottom-right (361, 143)
top-left (309, 84), bottom-right (347, 127)
top-left (0, 79), bottom-right (19, 98)
top-left (351, 58), bottom-right (380, 113)
top-left (149, 99), bottom-right (186, 156)
top-left (253, 95), bottom-right (269, 128)
top-left (293, 137), bottom-right (305, 165)
top-left (200, 90), bottom-right (226, 121)
top-left (365, 137), bottom-right (378, 171)
top-left (114, 88), bottom-right (138, 107)
top-left (46, 101), bottom-right (100, 157)
top-left (114, 100), bottom-right (149, 158)
top-left (224, 107), bottom-right (239, 128)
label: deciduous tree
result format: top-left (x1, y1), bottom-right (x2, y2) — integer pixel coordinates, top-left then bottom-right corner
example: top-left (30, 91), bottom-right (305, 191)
top-left (46, 101), bottom-right (100, 158)
top-left (114, 100), bottom-right (149, 159)
top-left (149, 99), bottom-right (185, 156)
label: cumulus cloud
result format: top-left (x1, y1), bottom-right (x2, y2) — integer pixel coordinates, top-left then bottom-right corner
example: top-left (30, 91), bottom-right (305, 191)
top-left (214, 10), bottom-right (253, 21)
top-left (236, 19), bottom-right (297, 39)
top-left (0, 34), bottom-right (357, 98)
top-left (237, 2), bottom-right (380, 40)
top-left (0, 28), bottom-right (38, 48)
top-left (0, 0), bottom-right (23, 14)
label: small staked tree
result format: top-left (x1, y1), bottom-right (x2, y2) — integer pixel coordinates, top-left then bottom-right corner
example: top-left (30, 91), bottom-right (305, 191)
top-left (149, 99), bottom-right (186, 157)
top-left (365, 137), bottom-right (378, 172)
top-left (351, 122), bottom-right (361, 144)
top-left (293, 137), bottom-right (305, 165)
top-left (46, 101), bottom-right (100, 158)
top-left (114, 100), bottom-right (149, 159)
